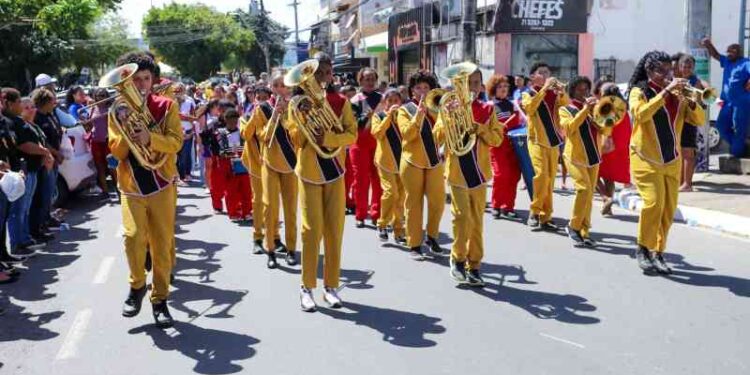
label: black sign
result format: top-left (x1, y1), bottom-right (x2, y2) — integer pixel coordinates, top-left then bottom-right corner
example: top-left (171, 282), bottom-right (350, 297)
top-left (494, 0), bottom-right (588, 33)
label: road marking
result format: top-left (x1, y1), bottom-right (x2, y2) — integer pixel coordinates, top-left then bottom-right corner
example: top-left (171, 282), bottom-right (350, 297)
top-left (539, 333), bottom-right (585, 349)
top-left (56, 309), bottom-right (93, 360)
top-left (92, 257), bottom-right (115, 284)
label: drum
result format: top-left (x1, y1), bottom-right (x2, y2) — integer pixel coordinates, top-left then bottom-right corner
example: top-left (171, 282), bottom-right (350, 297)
top-left (508, 127), bottom-right (534, 199)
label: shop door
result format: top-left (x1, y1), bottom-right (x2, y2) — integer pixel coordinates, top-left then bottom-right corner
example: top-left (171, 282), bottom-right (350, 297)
top-left (511, 34), bottom-right (578, 80)
top-left (398, 48), bottom-right (420, 84)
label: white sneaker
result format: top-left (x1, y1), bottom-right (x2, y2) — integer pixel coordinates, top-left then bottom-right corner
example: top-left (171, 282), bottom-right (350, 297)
top-left (323, 287), bottom-right (343, 309)
top-left (300, 287), bottom-right (317, 312)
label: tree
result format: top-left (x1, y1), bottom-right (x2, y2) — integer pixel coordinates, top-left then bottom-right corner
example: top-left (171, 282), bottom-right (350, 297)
top-left (0, 0), bottom-right (122, 91)
top-left (231, 4), bottom-right (288, 75)
top-left (143, 3), bottom-right (255, 80)
top-left (69, 14), bottom-right (137, 77)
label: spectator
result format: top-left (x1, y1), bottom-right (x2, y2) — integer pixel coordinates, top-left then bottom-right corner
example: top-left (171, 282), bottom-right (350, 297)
top-left (672, 53), bottom-right (705, 191)
top-left (35, 73), bottom-right (77, 128)
top-left (175, 83), bottom-right (197, 183)
top-left (397, 85), bottom-right (410, 103)
top-left (66, 86), bottom-right (89, 121)
top-left (87, 88), bottom-right (115, 196)
top-left (340, 85), bottom-right (357, 100)
top-left (30, 89), bottom-right (64, 238)
top-left (1, 89), bottom-right (28, 267)
top-left (512, 75), bottom-right (530, 103)
top-left (196, 99), bottom-right (222, 192)
top-left (242, 86), bottom-right (256, 115)
top-left (254, 87), bottom-right (272, 103)
top-left (378, 81), bottom-right (388, 93)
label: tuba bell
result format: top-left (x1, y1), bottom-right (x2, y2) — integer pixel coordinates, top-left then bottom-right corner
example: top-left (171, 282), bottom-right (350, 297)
top-left (593, 95), bottom-right (628, 127)
top-left (434, 61), bottom-right (478, 157)
top-left (284, 59), bottom-right (345, 159)
top-left (101, 63), bottom-right (167, 170)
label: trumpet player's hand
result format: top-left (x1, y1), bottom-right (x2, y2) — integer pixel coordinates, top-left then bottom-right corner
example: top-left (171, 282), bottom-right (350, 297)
top-left (446, 99), bottom-right (461, 112)
top-left (274, 98), bottom-right (287, 113)
top-left (585, 97), bottom-right (598, 108)
top-left (388, 104), bottom-right (400, 113)
top-left (132, 128), bottom-right (151, 147)
top-left (665, 79), bottom-right (686, 96)
top-left (543, 77), bottom-right (556, 90)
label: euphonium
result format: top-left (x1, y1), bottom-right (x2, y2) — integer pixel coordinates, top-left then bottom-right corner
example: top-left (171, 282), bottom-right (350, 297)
top-left (434, 61), bottom-right (478, 157)
top-left (100, 63), bottom-right (167, 170)
top-left (593, 95), bottom-right (628, 127)
top-left (284, 59), bottom-right (344, 159)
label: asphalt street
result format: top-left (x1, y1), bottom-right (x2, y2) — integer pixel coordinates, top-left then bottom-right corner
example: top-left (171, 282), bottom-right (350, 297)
top-left (1, 181), bottom-right (748, 375)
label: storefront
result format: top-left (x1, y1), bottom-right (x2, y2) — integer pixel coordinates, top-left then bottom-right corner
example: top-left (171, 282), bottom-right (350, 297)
top-left (388, 5), bottom-right (432, 84)
top-left (493, 0), bottom-right (592, 79)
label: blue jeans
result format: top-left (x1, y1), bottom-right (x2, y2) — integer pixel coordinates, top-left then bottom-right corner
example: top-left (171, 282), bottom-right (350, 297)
top-left (178, 138), bottom-right (193, 180)
top-left (717, 102), bottom-right (750, 157)
top-left (0, 189), bottom-right (9, 257)
top-left (9, 170), bottom-right (38, 249)
top-left (30, 167), bottom-right (55, 236)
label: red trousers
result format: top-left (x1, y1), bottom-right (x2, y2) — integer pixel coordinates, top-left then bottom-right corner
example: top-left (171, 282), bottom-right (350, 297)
top-left (226, 173), bottom-right (252, 220)
top-left (345, 150), bottom-right (355, 209)
top-left (210, 156), bottom-right (229, 211)
top-left (349, 145), bottom-right (382, 221)
top-left (490, 141), bottom-right (522, 211)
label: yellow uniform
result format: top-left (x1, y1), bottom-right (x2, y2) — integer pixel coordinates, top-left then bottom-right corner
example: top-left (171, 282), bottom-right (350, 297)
top-left (559, 100), bottom-right (613, 238)
top-left (629, 82), bottom-right (704, 252)
top-left (256, 101), bottom-right (298, 253)
top-left (287, 92), bottom-right (357, 289)
top-left (522, 86), bottom-right (569, 223)
top-left (435, 99), bottom-right (503, 270)
top-left (241, 109), bottom-right (266, 242)
top-left (110, 94), bottom-right (182, 303)
top-left (397, 102), bottom-right (445, 249)
top-left (370, 109), bottom-right (405, 238)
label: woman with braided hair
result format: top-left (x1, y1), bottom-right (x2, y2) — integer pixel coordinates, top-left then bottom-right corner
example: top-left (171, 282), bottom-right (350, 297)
top-left (627, 50), bottom-right (705, 275)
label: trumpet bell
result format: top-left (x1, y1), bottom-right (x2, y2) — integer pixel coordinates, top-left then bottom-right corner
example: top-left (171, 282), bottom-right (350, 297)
top-left (593, 96), bottom-right (627, 127)
top-left (701, 87), bottom-right (718, 105)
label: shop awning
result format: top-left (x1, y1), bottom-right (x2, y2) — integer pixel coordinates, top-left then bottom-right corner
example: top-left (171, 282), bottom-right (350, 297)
top-left (362, 32), bottom-right (388, 53)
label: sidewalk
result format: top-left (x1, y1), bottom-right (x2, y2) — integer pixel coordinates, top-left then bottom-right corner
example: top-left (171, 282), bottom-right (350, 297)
top-left (614, 155), bottom-right (750, 238)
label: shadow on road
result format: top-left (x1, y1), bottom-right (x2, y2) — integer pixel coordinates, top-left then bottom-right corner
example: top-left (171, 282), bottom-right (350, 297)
top-left (129, 321), bottom-right (259, 375)
top-left (169, 279), bottom-right (248, 319)
top-left (0, 296), bottom-right (63, 342)
top-left (318, 301), bottom-right (446, 348)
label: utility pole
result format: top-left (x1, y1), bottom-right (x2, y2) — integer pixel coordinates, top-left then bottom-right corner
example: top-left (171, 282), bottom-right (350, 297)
top-left (686, 0), bottom-right (712, 172)
top-left (289, 0), bottom-right (300, 64)
top-left (259, 0), bottom-right (271, 73)
top-left (462, 0), bottom-right (477, 62)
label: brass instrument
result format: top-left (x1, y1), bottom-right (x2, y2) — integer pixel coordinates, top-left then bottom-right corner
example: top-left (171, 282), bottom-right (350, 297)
top-left (101, 63), bottom-right (167, 170)
top-left (432, 61), bottom-right (479, 157)
top-left (153, 82), bottom-right (177, 99)
top-left (284, 59), bottom-right (344, 159)
top-left (265, 95), bottom-right (287, 148)
top-left (670, 79), bottom-right (718, 107)
top-left (547, 77), bottom-right (568, 93)
top-left (593, 95), bottom-right (627, 127)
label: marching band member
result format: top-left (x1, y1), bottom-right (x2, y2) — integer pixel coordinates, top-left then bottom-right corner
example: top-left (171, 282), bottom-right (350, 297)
top-left (559, 76), bottom-right (613, 247)
top-left (370, 88), bottom-right (406, 243)
top-left (111, 52), bottom-right (182, 328)
top-left (257, 72), bottom-right (298, 268)
top-left (627, 50), bottom-right (705, 274)
top-left (240, 92), bottom-right (268, 255)
top-left (522, 62), bottom-right (569, 230)
top-left (286, 54), bottom-right (357, 312)
top-left (220, 108), bottom-right (252, 222)
top-left (350, 67), bottom-right (383, 228)
top-left (397, 70), bottom-right (445, 259)
top-left (434, 66), bottom-right (502, 286)
top-left (487, 74), bottom-right (523, 219)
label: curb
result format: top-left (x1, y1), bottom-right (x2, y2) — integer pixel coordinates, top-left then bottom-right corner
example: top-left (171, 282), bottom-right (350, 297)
top-left (613, 190), bottom-right (750, 238)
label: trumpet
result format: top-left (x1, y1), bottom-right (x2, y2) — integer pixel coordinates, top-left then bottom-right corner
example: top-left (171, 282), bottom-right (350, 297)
top-left (669, 79), bottom-right (718, 107)
top-left (266, 95), bottom-right (287, 148)
top-left (547, 77), bottom-right (568, 93)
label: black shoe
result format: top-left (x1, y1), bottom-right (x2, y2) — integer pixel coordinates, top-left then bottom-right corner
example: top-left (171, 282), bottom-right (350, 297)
top-left (652, 253), bottom-right (673, 274)
top-left (0, 253), bottom-right (27, 264)
top-left (504, 210), bottom-right (518, 219)
top-left (47, 218), bottom-right (63, 229)
top-left (409, 246), bottom-right (425, 260)
top-left (0, 262), bottom-right (20, 277)
top-left (252, 239), bottom-right (265, 255)
top-left (426, 236), bottom-right (443, 255)
top-left (12, 246), bottom-right (37, 258)
top-left (377, 227), bottom-right (388, 241)
top-left (449, 257), bottom-right (468, 283)
top-left (266, 252), bottom-right (278, 269)
top-left (466, 269), bottom-right (485, 287)
top-left (122, 286), bottom-right (147, 317)
top-left (566, 226), bottom-right (585, 247)
top-left (345, 207), bottom-right (356, 215)
top-left (492, 208), bottom-right (501, 219)
top-left (274, 239), bottom-right (288, 253)
top-left (527, 215), bottom-right (541, 229)
top-left (285, 251), bottom-right (297, 266)
top-left (582, 237), bottom-right (598, 247)
top-left (152, 301), bottom-right (174, 328)
top-left (370, 218), bottom-right (378, 227)
top-left (395, 236), bottom-right (407, 245)
top-left (636, 246), bottom-right (656, 273)
top-left (33, 233), bottom-right (54, 242)
top-left (355, 220), bottom-right (365, 228)
top-left (540, 220), bottom-right (559, 231)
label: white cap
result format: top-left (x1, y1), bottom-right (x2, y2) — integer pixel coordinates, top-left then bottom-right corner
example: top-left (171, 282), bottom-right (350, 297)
top-left (0, 171), bottom-right (26, 203)
top-left (35, 73), bottom-right (58, 88)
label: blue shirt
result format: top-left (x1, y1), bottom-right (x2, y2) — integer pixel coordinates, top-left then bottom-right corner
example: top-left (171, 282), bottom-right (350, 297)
top-left (728, 60), bottom-right (750, 105)
top-left (512, 86), bottom-right (530, 103)
top-left (68, 103), bottom-right (88, 121)
top-left (720, 55), bottom-right (749, 101)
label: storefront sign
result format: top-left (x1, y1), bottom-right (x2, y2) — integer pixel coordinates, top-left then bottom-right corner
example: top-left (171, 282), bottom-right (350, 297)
top-left (397, 21), bottom-right (420, 46)
top-left (495, 0), bottom-right (588, 33)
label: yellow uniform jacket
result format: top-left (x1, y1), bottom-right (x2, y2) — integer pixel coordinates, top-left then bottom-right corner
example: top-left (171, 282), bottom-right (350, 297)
top-left (522, 86), bottom-right (570, 148)
top-left (559, 99), bottom-right (613, 168)
top-left (370, 109), bottom-right (402, 174)
top-left (255, 101), bottom-right (297, 173)
top-left (240, 106), bottom-right (265, 177)
top-left (396, 102), bottom-right (442, 169)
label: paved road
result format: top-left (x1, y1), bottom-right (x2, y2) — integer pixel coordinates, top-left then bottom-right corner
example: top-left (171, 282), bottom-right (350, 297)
top-left (1, 182), bottom-right (749, 375)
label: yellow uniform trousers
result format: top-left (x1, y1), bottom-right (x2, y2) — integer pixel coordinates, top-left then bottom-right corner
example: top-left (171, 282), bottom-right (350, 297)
top-left (567, 162), bottom-right (599, 238)
top-left (250, 174), bottom-right (264, 242)
top-left (450, 185), bottom-right (486, 270)
top-left (400, 161), bottom-right (445, 248)
top-left (262, 166), bottom-right (298, 253)
top-left (529, 142), bottom-right (559, 223)
top-left (300, 178), bottom-right (345, 289)
top-left (122, 186), bottom-right (176, 303)
top-left (376, 168), bottom-right (405, 238)
top-left (631, 152), bottom-right (680, 252)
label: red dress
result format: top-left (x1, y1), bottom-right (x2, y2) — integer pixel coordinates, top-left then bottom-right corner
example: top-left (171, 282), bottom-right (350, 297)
top-left (490, 99), bottom-right (523, 210)
top-left (598, 112), bottom-right (632, 184)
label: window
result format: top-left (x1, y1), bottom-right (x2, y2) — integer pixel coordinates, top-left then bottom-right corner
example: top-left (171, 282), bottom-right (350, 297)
top-left (511, 34), bottom-right (578, 79)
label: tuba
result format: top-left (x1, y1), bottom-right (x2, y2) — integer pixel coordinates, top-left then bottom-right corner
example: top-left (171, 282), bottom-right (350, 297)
top-left (593, 95), bottom-right (628, 127)
top-left (101, 63), bottom-right (167, 170)
top-left (433, 61), bottom-right (478, 156)
top-left (284, 59), bottom-right (345, 159)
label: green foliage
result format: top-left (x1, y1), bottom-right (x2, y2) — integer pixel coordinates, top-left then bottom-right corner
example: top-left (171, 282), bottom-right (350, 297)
top-left (70, 13), bottom-right (137, 76)
top-left (143, 3), bottom-right (255, 80)
top-left (231, 7), bottom-right (288, 75)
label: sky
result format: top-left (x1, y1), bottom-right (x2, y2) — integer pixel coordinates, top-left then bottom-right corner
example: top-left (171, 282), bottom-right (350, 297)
top-left (117, 0), bottom-right (321, 41)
